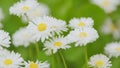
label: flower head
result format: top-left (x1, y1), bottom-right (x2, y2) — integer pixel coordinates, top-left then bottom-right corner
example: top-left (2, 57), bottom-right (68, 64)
top-left (66, 27), bottom-right (99, 46)
top-left (0, 30), bottom-right (11, 48)
top-left (69, 17), bottom-right (94, 29)
top-left (88, 54), bottom-right (112, 68)
top-left (44, 36), bottom-right (70, 55)
top-left (0, 51), bottom-right (24, 68)
top-left (9, 0), bottom-right (39, 16)
top-left (24, 61), bottom-right (49, 68)
top-left (105, 42), bottom-right (120, 58)
top-left (91, 0), bottom-right (120, 13)
top-left (101, 18), bottom-right (120, 39)
top-left (27, 16), bottom-right (67, 42)
top-left (12, 27), bottom-right (35, 47)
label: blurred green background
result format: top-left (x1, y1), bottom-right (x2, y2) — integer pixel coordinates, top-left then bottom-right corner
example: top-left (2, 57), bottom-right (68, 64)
top-left (0, 0), bottom-right (120, 68)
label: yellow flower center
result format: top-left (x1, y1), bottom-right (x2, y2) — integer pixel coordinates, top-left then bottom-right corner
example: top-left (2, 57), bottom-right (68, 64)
top-left (110, 24), bottom-right (117, 31)
top-left (115, 47), bottom-right (120, 51)
top-left (103, 1), bottom-right (109, 6)
top-left (22, 6), bottom-right (30, 11)
top-left (54, 41), bottom-right (62, 47)
top-left (95, 60), bottom-right (104, 67)
top-left (79, 32), bottom-right (87, 38)
top-left (37, 23), bottom-right (47, 31)
top-left (4, 59), bottom-right (13, 65)
top-left (30, 62), bottom-right (38, 68)
top-left (78, 22), bottom-right (85, 27)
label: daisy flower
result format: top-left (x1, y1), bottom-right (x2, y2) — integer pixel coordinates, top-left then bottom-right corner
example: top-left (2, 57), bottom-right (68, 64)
top-left (50, 18), bottom-right (67, 35)
top-left (88, 54), bottom-right (112, 68)
top-left (24, 61), bottom-right (49, 68)
top-left (26, 4), bottom-right (49, 20)
top-left (69, 17), bottom-right (94, 29)
top-left (44, 36), bottom-right (71, 55)
top-left (91, 0), bottom-right (120, 13)
top-left (9, 0), bottom-right (39, 17)
top-left (27, 16), bottom-right (67, 42)
top-left (101, 18), bottom-right (120, 39)
top-left (12, 27), bottom-right (35, 47)
top-left (0, 51), bottom-right (24, 68)
top-left (66, 27), bottom-right (99, 46)
top-left (0, 30), bottom-right (11, 47)
top-left (104, 42), bottom-right (120, 58)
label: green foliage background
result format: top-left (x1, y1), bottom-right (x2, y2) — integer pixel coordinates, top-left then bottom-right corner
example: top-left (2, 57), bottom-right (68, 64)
top-left (0, 0), bottom-right (120, 68)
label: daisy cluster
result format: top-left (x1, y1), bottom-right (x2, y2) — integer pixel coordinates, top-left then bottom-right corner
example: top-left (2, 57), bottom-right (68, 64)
top-left (10, 0), bottom-right (49, 22)
top-left (0, 0), bottom-right (119, 68)
top-left (91, 0), bottom-right (120, 40)
top-left (0, 30), bottom-right (49, 68)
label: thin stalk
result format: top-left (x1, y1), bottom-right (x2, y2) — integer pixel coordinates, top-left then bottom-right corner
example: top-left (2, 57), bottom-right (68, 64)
top-left (84, 46), bottom-right (88, 68)
top-left (52, 53), bottom-right (56, 68)
top-left (59, 51), bottom-right (67, 68)
top-left (35, 42), bottom-right (40, 59)
top-left (28, 46), bottom-right (33, 60)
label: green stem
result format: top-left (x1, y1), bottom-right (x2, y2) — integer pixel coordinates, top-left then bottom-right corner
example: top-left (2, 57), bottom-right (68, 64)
top-left (59, 51), bottom-right (67, 68)
top-left (52, 54), bottom-right (56, 68)
top-left (28, 46), bottom-right (33, 60)
top-left (35, 42), bottom-right (40, 59)
top-left (84, 46), bottom-right (88, 68)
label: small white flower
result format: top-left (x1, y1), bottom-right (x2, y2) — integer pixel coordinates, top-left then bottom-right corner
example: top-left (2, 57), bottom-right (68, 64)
top-left (26, 4), bottom-right (49, 20)
top-left (24, 61), bottom-right (49, 68)
top-left (9, 0), bottom-right (39, 17)
top-left (88, 54), bottom-right (112, 68)
top-left (104, 42), bottom-right (120, 58)
top-left (0, 8), bottom-right (4, 21)
top-left (91, 0), bottom-right (120, 13)
top-left (101, 18), bottom-right (120, 39)
top-left (0, 51), bottom-right (24, 68)
top-left (44, 36), bottom-right (70, 55)
top-left (27, 16), bottom-right (67, 42)
top-left (67, 27), bottom-right (99, 46)
top-left (27, 16), bottom-right (53, 42)
top-left (0, 30), bottom-right (11, 47)
top-left (12, 27), bottom-right (35, 47)
top-left (69, 17), bottom-right (94, 29)
top-left (50, 18), bottom-right (67, 35)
